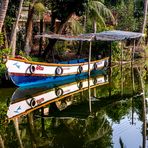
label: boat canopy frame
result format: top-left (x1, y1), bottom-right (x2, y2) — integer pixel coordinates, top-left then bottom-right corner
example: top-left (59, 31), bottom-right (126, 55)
top-left (36, 29), bottom-right (144, 68)
top-left (36, 30), bottom-right (144, 42)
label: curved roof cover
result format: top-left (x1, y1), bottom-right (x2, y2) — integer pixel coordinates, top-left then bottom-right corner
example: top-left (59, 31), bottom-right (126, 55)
top-left (36, 30), bottom-right (144, 41)
top-left (93, 30), bottom-right (144, 41)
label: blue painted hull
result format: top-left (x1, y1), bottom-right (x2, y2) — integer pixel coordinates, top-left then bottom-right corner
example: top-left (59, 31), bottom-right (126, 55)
top-left (10, 70), bottom-right (106, 87)
top-left (12, 70), bottom-right (107, 101)
top-left (6, 57), bottom-right (109, 87)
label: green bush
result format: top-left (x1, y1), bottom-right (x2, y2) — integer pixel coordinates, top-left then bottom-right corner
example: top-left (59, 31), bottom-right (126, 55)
top-left (0, 33), bottom-right (4, 46)
top-left (0, 48), bottom-right (11, 83)
top-left (112, 1), bottom-right (141, 32)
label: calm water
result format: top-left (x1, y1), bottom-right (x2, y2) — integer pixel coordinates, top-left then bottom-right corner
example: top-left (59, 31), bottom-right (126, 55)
top-left (0, 59), bottom-right (148, 148)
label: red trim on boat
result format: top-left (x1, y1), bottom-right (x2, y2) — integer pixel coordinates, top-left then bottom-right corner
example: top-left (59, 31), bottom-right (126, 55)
top-left (9, 72), bottom-right (49, 77)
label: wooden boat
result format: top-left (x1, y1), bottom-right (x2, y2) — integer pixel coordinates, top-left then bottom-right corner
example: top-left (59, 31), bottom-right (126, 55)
top-left (7, 72), bottom-right (108, 119)
top-left (6, 56), bottom-right (108, 87)
top-left (5, 32), bottom-right (111, 87)
top-left (5, 30), bottom-right (143, 87)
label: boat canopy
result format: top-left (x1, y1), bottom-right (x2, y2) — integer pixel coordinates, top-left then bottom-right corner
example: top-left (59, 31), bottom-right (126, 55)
top-left (35, 33), bottom-right (94, 41)
top-left (35, 30), bottom-right (144, 42)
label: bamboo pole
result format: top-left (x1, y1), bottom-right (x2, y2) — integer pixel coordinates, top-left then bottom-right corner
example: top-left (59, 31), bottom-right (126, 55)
top-left (109, 41), bottom-right (112, 67)
top-left (138, 67), bottom-right (146, 148)
top-left (88, 41), bottom-right (92, 77)
top-left (132, 40), bottom-right (136, 61)
top-left (121, 42), bottom-right (123, 96)
top-left (88, 41), bottom-right (92, 112)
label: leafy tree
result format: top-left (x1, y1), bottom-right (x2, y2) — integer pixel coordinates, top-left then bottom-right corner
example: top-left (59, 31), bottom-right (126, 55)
top-left (141, 0), bottom-right (148, 34)
top-left (85, 0), bottom-right (115, 33)
top-left (43, 0), bottom-right (115, 60)
top-left (112, 1), bottom-right (141, 31)
top-left (104, 0), bottom-right (132, 6)
top-left (4, 0), bottom-right (19, 41)
top-left (43, 0), bottom-right (88, 60)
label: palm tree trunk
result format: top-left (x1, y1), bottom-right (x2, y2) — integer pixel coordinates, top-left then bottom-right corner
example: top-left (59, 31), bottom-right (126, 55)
top-left (42, 12), bottom-right (56, 59)
top-left (43, 14), bottom-right (73, 60)
top-left (0, 135), bottom-right (4, 148)
top-left (3, 25), bottom-right (8, 48)
top-left (27, 113), bottom-right (37, 148)
top-left (83, 14), bottom-right (87, 33)
top-left (142, 0), bottom-right (148, 34)
top-left (13, 118), bottom-right (24, 148)
top-left (93, 19), bottom-right (97, 33)
top-left (0, 0), bottom-right (9, 33)
top-left (24, 0), bottom-right (36, 56)
top-left (39, 18), bottom-right (43, 56)
top-left (9, 0), bottom-right (24, 57)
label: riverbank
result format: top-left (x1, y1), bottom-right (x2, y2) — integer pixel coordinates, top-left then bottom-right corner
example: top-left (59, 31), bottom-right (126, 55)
top-left (0, 74), bottom-right (14, 87)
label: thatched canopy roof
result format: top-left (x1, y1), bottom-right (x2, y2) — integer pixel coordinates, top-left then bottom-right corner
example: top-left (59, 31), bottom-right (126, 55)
top-left (35, 30), bottom-right (144, 42)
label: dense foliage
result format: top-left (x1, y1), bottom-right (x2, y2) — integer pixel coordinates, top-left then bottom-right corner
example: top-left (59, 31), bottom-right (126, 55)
top-left (0, 0), bottom-right (146, 59)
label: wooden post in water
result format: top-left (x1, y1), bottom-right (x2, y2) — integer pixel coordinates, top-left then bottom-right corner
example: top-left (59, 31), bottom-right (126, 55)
top-left (88, 41), bottom-right (92, 112)
top-left (27, 113), bottom-right (37, 147)
top-left (108, 66), bottom-right (112, 98)
top-left (41, 107), bottom-right (45, 137)
top-left (131, 63), bottom-right (135, 126)
top-left (132, 40), bottom-right (136, 61)
top-left (131, 59), bottom-right (135, 94)
top-left (108, 41), bottom-right (112, 98)
top-left (130, 40), bottom-right (136, 96)
top-left (88, 41), bottom-right (92, 77)
top-left (137, 67), bottom-right (147, 148)
top-left (109, 41), bottom-right (112, 67)
top-left (120, 41), bottom-right (123, 96)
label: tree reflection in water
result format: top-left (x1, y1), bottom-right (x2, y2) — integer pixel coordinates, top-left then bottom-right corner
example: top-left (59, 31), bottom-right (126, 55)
top-left (1, 59), bottom-right (148, 147)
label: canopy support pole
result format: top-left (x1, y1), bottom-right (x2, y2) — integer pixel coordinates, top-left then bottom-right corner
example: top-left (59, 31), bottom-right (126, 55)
top-left (88, 41), bottom-right (92, 77)
top-left (108, 41), bottom-right (112, 98)
top-left (88, 41), bottom-right (92, 113)
top-left (109, 41), bottom-right (112, 67)
top-left (121, 41), bottom-right (123, 96)
top-left (132, 40), bottom-right (136, 61)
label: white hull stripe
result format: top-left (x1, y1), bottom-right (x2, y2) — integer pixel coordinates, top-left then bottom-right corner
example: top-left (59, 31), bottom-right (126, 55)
top-left (6, 57), bottom-right (109, 76)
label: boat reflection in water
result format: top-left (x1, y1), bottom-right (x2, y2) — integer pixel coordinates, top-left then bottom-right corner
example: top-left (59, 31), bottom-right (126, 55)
top-left (5, 61), bottom-right (148, 148)
top-left (7, 71), bottom-right (109, 119)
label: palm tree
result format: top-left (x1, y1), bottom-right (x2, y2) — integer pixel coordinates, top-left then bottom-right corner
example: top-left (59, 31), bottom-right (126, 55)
top-left (68, 0), bottom-right (115, 34)
top-left (43, 0), bottom-right (114, 60)
top-left (0, 0), bottom-right (9, 33)
top-left (24, 1), bottom-right (45, 56)
top-left (9, 0), bottom-right (24, 57)
top-left (24, 0), bottom-right (36, 56)
top-left (85, 0), bottom-right (115, 33)
top-left (71, 0), bottom-right (114, 55)
top-left (142, 0), bottom-right (148, 34)
top-left (137, 0), bottom-right (148, 44)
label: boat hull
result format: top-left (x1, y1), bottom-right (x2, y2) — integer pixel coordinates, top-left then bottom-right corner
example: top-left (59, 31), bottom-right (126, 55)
top-left (10, 72), bottom-right (87, 87)
top-left (6, 57), bottom-right (109, 87)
